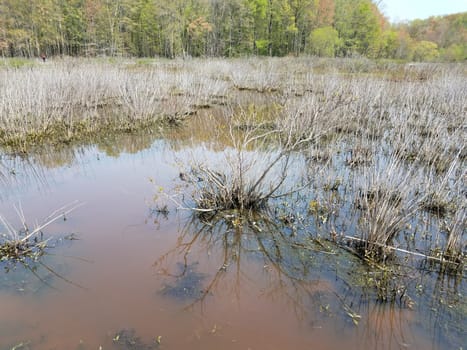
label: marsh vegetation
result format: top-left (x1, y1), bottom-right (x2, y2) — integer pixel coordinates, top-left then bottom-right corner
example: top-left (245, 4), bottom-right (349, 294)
top-left (0, 202), bottom-right (80, 263)
top-left (0, 57), bottom-right (465, 349)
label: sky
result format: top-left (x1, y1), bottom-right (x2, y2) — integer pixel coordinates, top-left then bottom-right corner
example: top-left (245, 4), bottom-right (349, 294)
top-left (380, 0), bottom-right (467, 22)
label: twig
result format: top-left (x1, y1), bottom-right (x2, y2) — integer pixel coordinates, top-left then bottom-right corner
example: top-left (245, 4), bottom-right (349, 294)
top-left (20, 201), bottom-right (84, 243)
top-left (341, 235), bottom-right (462, 265)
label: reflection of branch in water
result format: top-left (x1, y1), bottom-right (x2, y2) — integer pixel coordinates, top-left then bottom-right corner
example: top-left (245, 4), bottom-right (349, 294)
top-left (153, 207), bottom-right (466, 348)
top-left (0, 154), bottom-right (49, 200)
top-left (1, 202), bottom-right (87, 294)
top-left (353, 303), bottom-right (415, 350)
top-left (1, 255), bottom-right (88, 294)
top-left (327, 249), bottom-right (467, 350)
top-left (1, 238), bottom-right (89, 293)
top-left (37, 260), bottom-right (87, 290)
top-left (154, 208), bottom-right (461, 350)
top-left (23, 262), bottom-right (59, 291)
top-left (153, 211), bottom-right (337, 322)
top-left (424, 267), bottom-right (464, 349)
top-left (0, 158), bottom-right (8, 185)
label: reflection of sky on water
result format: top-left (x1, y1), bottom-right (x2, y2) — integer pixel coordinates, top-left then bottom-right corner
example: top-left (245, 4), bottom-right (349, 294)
top-left (0, 138), bottom-right (171, 202)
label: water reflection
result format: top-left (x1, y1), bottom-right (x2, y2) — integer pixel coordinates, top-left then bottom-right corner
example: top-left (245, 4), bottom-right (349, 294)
top-left (0, 115), bottom-right (230, 202)
top-left (419, 267), bottom-right (465, 349)
top-left (0, 131), bottom-right (170, 203)
top-left (0, 105), bottom-right (273, 203)
top-left (152, 205), bottom-right (466, 349)
top-left (0, 236), bottom-right (85, 295)
top-left (353, 303), bottom-right (417, 350)
top-left (94, 130), bottom-right (162, 157)
top-left (155, 210), bottom-right (355, 324)
top-left (0, 154), bottom-right (50, 201)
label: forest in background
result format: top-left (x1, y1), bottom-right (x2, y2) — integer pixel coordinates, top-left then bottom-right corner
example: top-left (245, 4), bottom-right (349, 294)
top-left (0, 0), bottom-right (465, 61)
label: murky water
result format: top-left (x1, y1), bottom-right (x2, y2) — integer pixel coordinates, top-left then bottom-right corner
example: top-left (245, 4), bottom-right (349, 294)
top-left (0, 116), bottom-right (464, 350)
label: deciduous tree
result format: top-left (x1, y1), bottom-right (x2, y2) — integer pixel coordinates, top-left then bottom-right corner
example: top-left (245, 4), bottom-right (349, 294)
top-left (309, 26), bottom-right (340, 56)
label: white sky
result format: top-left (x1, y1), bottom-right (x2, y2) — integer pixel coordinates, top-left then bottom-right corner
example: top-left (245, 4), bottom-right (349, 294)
top-left (380, 0), bottom-right (467, 22)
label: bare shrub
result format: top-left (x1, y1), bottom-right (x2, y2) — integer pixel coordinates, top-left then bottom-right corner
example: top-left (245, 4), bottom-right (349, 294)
top-left (0, 58), bottom-right (230, 147)
top-left (158, 105), bottom-right (316, 215)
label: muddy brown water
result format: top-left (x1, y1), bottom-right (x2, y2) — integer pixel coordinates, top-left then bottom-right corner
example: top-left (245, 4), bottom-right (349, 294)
top-left (0, 121), bottom-right (463, 350)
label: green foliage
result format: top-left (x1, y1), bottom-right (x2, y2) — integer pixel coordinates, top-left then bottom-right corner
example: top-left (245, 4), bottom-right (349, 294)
top-left (255, 39), bottom-right (270, 55)
top-left (376, 30), bottom-right (399, 58)
top-left (412, 40), bottom-right (439, 62)
top-left (62, 0), bottom-right (86, 55)
top-left (440, 44), bottom-right (467, 62)
top-left (397, 12), bottom-right (466, 62)
top-left (309, 26), bottom-right (340, 57)
top-left (0, 58), bottom-right (35, 68)
top-left (0, 0), bottom-right (464, 61)
top-left (337, 0), bottom-right (381, 57)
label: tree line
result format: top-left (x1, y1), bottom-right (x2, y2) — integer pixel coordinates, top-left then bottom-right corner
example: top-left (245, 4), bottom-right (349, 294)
top-left (0, 0), bottom-right (465, 61)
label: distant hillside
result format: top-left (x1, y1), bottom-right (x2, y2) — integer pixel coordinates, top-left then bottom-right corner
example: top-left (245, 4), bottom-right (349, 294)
top-left (395, 12), bottom-right (467, 61)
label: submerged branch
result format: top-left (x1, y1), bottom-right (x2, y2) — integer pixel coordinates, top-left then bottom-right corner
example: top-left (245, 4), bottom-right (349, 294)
top-left (341, 235), bottom-right (464, 266)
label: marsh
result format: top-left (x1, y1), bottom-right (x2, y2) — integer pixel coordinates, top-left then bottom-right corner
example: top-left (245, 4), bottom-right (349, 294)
top-left (0, 57), bottom-right (465, 350)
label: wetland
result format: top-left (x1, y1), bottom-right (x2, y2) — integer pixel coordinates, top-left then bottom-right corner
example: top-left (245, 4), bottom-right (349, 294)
top-left (0, 57), bottom-right (465, 350)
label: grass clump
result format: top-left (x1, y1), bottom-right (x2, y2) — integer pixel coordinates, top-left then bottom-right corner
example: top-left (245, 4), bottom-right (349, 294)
top-left (183, 166), bottom-right (270, 212)
top-left (442, 209), bottom-right (466, 268)
top-left (350, 154), bottom-right (425, 262)
top-left (0, 203), bottom-right (80, 265)
top-left (176, 145), bottom-right (290, 214)
top-left (0, 236), bottom-right (47, 264)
